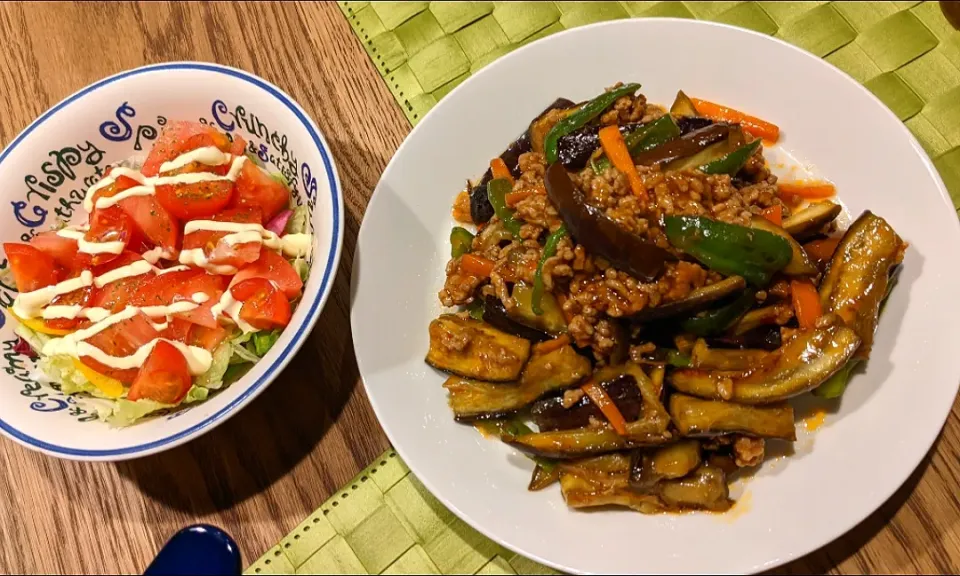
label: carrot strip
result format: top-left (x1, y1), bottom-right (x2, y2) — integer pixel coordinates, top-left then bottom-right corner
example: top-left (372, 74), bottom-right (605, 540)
top-left (690, 97), bottom-right (780, 143)
top-left (778, 182), bottom-right (836, 200)
top-left (505, 190), bottom-right (533, 207)
top-left (790, 279), bottom-right (822, 331)
top-left (461, 253), bottom-right (494, 277)
top-left (803, 237), bottom-right (840, 264)
top-left (581, 380), bottom-right (628, 435)
top-left (760, 205), bottom-right (782, 226)
top-left (598, 125), bottom-right (646, 200)
top-left (490, 158), bottom-right (514, 184)
top-left (534, 334), bottom-right (571, 355)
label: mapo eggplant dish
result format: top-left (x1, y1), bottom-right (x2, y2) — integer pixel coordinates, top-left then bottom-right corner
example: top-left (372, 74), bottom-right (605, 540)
top-left (426, 84), bottom-right (906, 514)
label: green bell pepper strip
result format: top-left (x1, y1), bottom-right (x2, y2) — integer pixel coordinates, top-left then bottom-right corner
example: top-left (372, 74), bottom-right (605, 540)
top-left (544, 83), bottom-right (641, 164)
top-left (591, 115), bottom-right (681, 173)
top-left (466, 299), bottom-right (484, 321)
top-left (664, 216), bottom-right (792, 286)
top-left (474, 418), bottom-right (557, 471)
top-left (487, 178), bottom-right (523, 238)
top-left (532, 225), bottom-right (567, 315)
top-left (812, 359), bottom-right (859, 399)
top-left (449, 226), bottom-right (475, 258)
top-left (699, 139), bottom-right (762, 175)
top-left (666, 350), bottom-right (692, 368)
top-left (680, 288), bottom-right (757, 337)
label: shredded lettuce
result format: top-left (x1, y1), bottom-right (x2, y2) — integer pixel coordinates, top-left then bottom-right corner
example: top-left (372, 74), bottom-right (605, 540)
top-left (285, 205), bottom-right (309, 235)
top-left (271, 171), bottom-right (290, 188)
top-left (223, 363), bottom-right (252, 385)
top-left (250, 330), bottom-right (281, 356)
top-left (12, 321), bottom-right (51, 353)
top-left (230, 333), bottom-right (261, 364)
top-left (106, 398), bottom-right (169, 427)
top-left (291, 257), bottom-right (309, 282)
top-left (183, 385), bottom-right (210, 403)
top-left (245, 152), bottom-right (266, 168)
top-left (195, 341), bottom-right (232, 390)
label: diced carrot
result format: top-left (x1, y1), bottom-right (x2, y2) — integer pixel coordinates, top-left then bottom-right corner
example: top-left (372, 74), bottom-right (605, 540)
top-left (790, 279), bottom-right (822, 331)
top-left (505, 190), bottom-right (533, 207)
top-left (760, 205), bottom-right (783, 226)
top-left (490, 158), bottom-right (514, 184)
top-left (534, 334), bottom-right (571, 355)
top-left (581, 380), bottom-right (628, 435)
top-left (804, 237), bottom-right (840, 264)
top-left (778, 182), bottom-right (836, 200)
top-left (461, 253), bottom-right (494, 277)
top-left (598, 125), bottom-right (646, 200)
top-left (452, 190), bottom-right (473, 223)
top-left (690, 97), bottom-right (780, 143)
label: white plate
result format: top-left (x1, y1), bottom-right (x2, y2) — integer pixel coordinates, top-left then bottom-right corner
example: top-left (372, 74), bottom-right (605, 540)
top-left (352, 19), bottom-right (960, 575)
top-left (0, 63), bottom-right (343, 461)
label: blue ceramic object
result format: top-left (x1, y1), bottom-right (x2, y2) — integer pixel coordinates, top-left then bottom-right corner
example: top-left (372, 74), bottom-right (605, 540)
top-left (144, 524), bottom-right (242, 575)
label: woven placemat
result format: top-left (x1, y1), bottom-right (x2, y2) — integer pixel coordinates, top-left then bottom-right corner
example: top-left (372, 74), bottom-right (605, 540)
top-left (246, 3), bottom-right (960, 574)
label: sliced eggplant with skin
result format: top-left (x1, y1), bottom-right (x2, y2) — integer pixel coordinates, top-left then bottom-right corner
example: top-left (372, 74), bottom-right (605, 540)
top-left (531, 374), bottom-right (644, 431)
top-left (544, 162), bottom-right (673, 282)
top-left (750, 216), bottom-right (817, 276)
top-left (669, 393), bottom-right (796, 440)
top-left (427, 315), bottom-right (531, 382)
top-left (670, 324), bottom-right (860, 404)
top-left (529, 97), bottom-right (578, 155)
top-left (820, 211), bottom-right (905, 361)
top-left (510, 284), bottom-right (567, 335)
top-left (630, 440), bottom-right (701, 492)
top-left (782, 201), bottom-right (842, 240)
top-left (560, 470), bottom-right (667, 514)
top-left (676, 116), bottom-right (713, 135)
top-left (632, 123), bottom-right (731, 167)
top-left (556, 122), bottom-right (644, 171)
top-left (690, 339), bottom-right (770, 371)
top-left (670, 90), bottom-right (699, 117)
top-left (710, 325), bottom-right (782, 351)
top-left (482, 295), bottom-right (550, 343)
top-left (729, 303), bottom-right (793, 336)
top-left (630, 275), bottom-right (747, 322)
top-left (529, 464), bottom-right (561, 491)
top-left (444, 344), bottom-right (590, 420)
top-left (663, 127), bottom-right (745, 173)
top-left (658, 465), bottom-right (732, 512)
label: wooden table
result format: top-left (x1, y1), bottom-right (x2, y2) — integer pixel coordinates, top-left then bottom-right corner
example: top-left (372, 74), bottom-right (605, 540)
top-left (0, 2), bottom-right (958, 574)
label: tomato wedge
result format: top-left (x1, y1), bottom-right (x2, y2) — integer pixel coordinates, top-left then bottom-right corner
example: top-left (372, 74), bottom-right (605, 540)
top-left (231, 161), bottom-right (289, 224)
top-left (30, 231), bottom-right (91, 273)
top-left (80, 311), bottom-right (160, 383)
top-left (44, 284), bottom-right (95, 331)
top-left (182, 207), bottom-right (263, 270)
top-left (230, 249), bottom-right (302, 299)
top-left (230, 278), bottom-right (291, 330)
top-left (160, 317), bottom-right (194, 344)
top-left (127, 340), bottom-right (192, 404)
top-left (135, 269), bottom-right (226, 328)
top-left (84, 206), bottom-right (135, 266)
top-left (91, 251), bottom-right (152, 313)
top-left (189, 324), bottom-right (229, 351)
top-left (141, 121), bottom-right (237, 177)
top-left (156, 179), bottom-right (234, 220)
top-left (118, 195), bottom-right (180, 256)
top-left (3, 243), bottom-right (60, 292)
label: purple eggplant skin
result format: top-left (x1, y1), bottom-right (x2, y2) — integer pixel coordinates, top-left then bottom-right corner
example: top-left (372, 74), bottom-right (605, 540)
top-left (556, 123), bottom-right (644, 171)
top-left (544, 163), bottom-right (674, 282)
top-left (482, 295), bottom-right (551, 343)
top-left (470, 98), bottom-right (576, 224)
top-left (531, 374), bottom-right (643, 431)
top-left (676, 116), bottom-right (713, 135)
top-left (710, 325), bottom-right (782, 351)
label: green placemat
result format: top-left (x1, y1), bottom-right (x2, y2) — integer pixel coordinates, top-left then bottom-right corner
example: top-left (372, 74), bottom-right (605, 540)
top-left (338, 0), bottom-right (960, 213)
top-left (246, 3), bottom-right (960, 574)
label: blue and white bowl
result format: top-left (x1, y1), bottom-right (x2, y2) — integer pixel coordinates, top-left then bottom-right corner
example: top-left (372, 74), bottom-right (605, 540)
top-left (0, 63), bottom-right (343, 461)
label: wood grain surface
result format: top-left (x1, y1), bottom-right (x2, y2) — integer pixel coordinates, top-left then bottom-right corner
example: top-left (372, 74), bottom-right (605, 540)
top-left (0, 2), bottom-right (957, 574)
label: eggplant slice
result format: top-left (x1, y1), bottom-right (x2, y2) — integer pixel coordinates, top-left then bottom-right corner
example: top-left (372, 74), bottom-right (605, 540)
top-left (444, 344), bottom-right (591, 420)
top-left (819, 211), bottom-right (905, 361)
top-left (556, 122), bottom-right (644, 171)
top-left (782, 201), bottom-right (842, 240)
top-left (426, 315), bottom-right (531, 382)
top-left (669, 393), bottom-right (796, 440)
top-left (631, 275), bottom-right (746, 322)
top-left (630, 440), bottom-right (702, 492)
top-left (531, 374), bottom-right (643, 432)
top-left (669, 324), bottom-right (861, 404)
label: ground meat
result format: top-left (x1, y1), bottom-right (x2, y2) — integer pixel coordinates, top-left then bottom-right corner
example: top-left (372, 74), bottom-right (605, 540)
top-left (562, 389), bottom-right (585, 408)
top-left (600, 91), bottom-right (648, 126)
top-left (732, 436), bottom-right (766, 467)
top-left (439, 257), bottom-right (484, 307)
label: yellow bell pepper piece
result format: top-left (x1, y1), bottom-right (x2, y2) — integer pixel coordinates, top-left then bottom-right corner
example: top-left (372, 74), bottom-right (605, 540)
top-left (73, 359), bottom-right (125, 399)
top-left (4, 309), bottom-right (74, 336)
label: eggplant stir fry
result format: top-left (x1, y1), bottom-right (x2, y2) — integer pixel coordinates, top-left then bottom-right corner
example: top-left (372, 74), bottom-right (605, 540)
top-left (429, 84), bottom-right (906, 514)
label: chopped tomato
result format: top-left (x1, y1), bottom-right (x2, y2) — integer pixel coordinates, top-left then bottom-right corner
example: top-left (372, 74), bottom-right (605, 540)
top-left (160, 317), bottom-right (194, 344)
top-left (89, 167), bottom-right (141, 209)
top-left (156, 180), bottom-right (234, 220)
top-left (80, 311), bottom-right (160, 383)
top-left (84, 206), bottom-right (135, 266)
top-left (189, 324), bottom-right (229, 351)
top-left (230, 249), bottom-right (302, 299)
top-left (231, 278), bottom-right (291, 330)
top-left (229, 133), bottom-right (248, 157)
top-left (182, 207), bottom-right (263, 270)
top-left (3, 243), bottom-right (60, 292)
top-left (44, 284), bottom-right (95, 331)
top-left (141, 121), bottom-right (237, 177)
top-left (30, 231), bottom-right (91, 273)
top-left (135, 269), bottom-right (226, 328)
top-left (118, 195), bottom-right (180, 255)
top-left (91, 251), bottom-right (151, 313)
top-left (231, 161), bottom-right (289, 224)
top-left (127, 340), bottom-right (192, 404)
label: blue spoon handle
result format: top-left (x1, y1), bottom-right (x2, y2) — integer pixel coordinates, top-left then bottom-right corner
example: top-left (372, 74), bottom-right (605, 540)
top-left (144, 524), bottom-right (242, 575)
